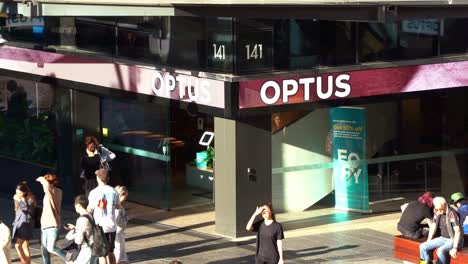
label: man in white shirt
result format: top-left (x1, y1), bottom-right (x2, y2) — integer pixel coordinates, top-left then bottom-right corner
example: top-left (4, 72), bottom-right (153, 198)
top-left (87, 169), bottom-right (120, 264)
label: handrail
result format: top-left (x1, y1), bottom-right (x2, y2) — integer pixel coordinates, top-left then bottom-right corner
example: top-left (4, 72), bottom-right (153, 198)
top-left (0, 154), bottom-right (56, 170)
top-left (273, 148), bottom-right (468, 174)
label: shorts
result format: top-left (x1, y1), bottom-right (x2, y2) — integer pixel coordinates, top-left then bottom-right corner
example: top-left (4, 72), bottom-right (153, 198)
top-left (105, 232), bottom-right (117, 253)
top-left (256, 256), bottom-right (277, 264)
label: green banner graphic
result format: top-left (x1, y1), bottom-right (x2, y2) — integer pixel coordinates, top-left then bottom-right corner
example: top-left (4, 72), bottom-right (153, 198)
top-left (330, 107), bottom-right (369, 212)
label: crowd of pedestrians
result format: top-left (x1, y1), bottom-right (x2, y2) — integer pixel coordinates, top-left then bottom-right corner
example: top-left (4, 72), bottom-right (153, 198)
top-left (0, 135), bottom-right (132, 264)
top-left (0, 135), bottom-right (285, 264)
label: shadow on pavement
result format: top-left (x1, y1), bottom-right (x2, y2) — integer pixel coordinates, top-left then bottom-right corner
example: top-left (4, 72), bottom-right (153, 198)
top-left (126, 238), bottom-right (256, 263)
top-left (205, 244), bottom-right (359, 264)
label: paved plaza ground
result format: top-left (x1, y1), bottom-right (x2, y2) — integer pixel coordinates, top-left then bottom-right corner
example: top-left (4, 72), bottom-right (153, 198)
top-left (1, 196), bottom-right (404, 263)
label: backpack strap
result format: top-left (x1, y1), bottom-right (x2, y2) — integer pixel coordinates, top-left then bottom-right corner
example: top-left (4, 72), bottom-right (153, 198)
top-left (79, 214), bottom-right (95, 246)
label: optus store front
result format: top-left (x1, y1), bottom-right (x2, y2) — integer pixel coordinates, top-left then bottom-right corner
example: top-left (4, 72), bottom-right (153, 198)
top-left (231, 60), bottom-right (468, 225)
top-left (2, 44), bottom-right (468, 237)
top-left (0, 45), bottom-right (229, 210)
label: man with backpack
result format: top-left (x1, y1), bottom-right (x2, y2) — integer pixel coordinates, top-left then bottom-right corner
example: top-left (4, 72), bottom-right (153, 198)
top-left (420, 197), bottom-right (464, 264)
top-left (88, 169), bottom-right (120, 264)
top-left (64, 195), bottom-right (97, 264)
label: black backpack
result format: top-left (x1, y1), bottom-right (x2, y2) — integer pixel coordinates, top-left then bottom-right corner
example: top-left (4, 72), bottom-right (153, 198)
top-left (81, 214), bottom-right (110, 257)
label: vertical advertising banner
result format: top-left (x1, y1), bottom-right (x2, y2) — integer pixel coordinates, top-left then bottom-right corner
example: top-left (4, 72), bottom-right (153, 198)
top-left (330, 107), bottom-right (369, 212)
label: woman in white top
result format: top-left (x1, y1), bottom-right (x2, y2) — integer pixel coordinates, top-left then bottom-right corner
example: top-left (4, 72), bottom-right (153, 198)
top-left (114, 186), bottom-right (128, 264)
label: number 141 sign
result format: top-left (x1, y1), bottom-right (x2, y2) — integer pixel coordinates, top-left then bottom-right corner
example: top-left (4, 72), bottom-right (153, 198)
top-left (245, 44), bottom-right (263, 60)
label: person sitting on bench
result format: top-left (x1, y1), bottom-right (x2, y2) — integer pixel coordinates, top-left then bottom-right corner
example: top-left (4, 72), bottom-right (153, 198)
top-left (420, 197), bottom-right (463, 264)
top-left (398, 192), bottom-right (434, 239)
top-left (451, 192), bottom-right (468, 235)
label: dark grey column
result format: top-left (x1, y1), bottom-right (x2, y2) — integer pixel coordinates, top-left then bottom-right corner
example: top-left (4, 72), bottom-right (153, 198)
top-left (59, 17), bottom-right (76, 48)
top-left (214, 116), bottom-right (272, 238)
top-left (70, 91), bottom-right (101, 194)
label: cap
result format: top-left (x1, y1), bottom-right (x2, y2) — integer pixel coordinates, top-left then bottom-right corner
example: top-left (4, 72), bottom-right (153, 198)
top-left (451, 192), bottom-right (465, 203)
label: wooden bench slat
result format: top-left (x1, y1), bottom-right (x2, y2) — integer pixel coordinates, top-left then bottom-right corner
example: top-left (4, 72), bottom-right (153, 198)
top-left (394, 235), bottom-right (468, 264)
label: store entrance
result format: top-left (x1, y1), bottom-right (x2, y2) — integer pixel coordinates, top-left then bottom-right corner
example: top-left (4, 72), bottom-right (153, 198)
top-left (168, 107), bottom-right (215, 210)
top-left (270, 87), bottom-right (468, 217)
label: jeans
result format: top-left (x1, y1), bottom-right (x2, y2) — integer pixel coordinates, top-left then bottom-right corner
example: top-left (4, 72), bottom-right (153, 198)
top-left (420, 236), bottom-right (464, 264)
top-left (41, 227), bottom-right (65, 264)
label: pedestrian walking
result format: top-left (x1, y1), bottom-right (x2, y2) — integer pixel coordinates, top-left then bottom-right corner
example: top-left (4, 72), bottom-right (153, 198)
top-left (12, 181), bottom-right (36, 264)
top-left (88, 169), bottom-right (121, 264)
top-left (0, 219), bottom-right (12, 264)
top-left (36, 173), bottom-right (65, 264)
top-left (64, 195), bottom-right (97, 264)
top-left (114, 186), bottom-right (128, 264)
top-left (246, 202), bottom-right (285, 264)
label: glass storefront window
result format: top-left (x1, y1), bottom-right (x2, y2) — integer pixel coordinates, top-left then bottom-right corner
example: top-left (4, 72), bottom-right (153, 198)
top-left (0, 77), bottom-right (57, 167)
top-left (441, 18), bottom-right (468, 55)
top-left (4, 16), bottom-right (468, 76)
top-left (359, 21), bottom-right (439, 62)
top-left (75, 17), bottom-right (116, 55)
top-left (0, 15), bottom-right (45, 46)
top-left (206, 17), bottom-right (234, 72)
top-left (271, 87), bottom-right (468, 218)
top-left (272, 20), bottom-right (355, 71)
top-left (101, 97), bottom-right (171, 208)
top-left (116, 17), bottom-right (167, 63)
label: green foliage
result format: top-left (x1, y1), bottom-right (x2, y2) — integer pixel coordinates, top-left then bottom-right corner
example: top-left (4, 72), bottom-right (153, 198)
top-left (0, 114), bottom-right (56, 166)
top-left (204, 146), bottom-right (215, 169)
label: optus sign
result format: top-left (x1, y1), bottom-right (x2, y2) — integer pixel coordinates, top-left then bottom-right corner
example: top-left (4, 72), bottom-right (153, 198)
top-left (259, 74), bottom-right (351, 104)
top-left (239, 60), bottom-right (468, 108)
top-left (151, 72), bottom-right (214, 104)
top-left (0, 46), bottom-right (225, 109)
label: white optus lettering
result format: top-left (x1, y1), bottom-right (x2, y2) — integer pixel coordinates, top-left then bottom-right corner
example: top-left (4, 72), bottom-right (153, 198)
top-left (187, 79), bottom-right (199, 101)
top-left (282, 79), bottom-right (298, 103)
top-left (200, 80), bottom-right (211, 103)
top-left (299, 77), bottom-right (315, 101)
top-left (151, 72), bottom-right (212, 104)
top-left (151, 72), bottom-right (165, 96)
top-left (259, 74), bottom-right (352, 105)
top-left (260, 81), bottom-right (281, 105)
top-left (316, 76), bottom-right (333, 99)
top-left (334, 74), bottom-right (351, 98)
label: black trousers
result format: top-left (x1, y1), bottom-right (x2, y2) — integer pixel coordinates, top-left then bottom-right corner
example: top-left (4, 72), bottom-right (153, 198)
top-left (397, 223), bottom-right (429, 239)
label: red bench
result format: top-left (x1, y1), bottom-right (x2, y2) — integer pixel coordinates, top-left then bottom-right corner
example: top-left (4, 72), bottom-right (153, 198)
top-left (394, 235), bottom-right (468, 263)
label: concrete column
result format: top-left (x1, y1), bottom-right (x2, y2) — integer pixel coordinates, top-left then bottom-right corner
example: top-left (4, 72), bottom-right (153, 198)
top-left (59, 17), bottom-right (76, 48)
top-left (441, 93), bottom-right (467, 196)
top-left (214, 116), bottom-right (272, 238)
top-left (70, 91), bottom-right (101, 194)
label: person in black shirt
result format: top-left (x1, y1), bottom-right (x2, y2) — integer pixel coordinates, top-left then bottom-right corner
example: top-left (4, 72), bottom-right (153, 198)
top-left (246, 203), bottom-right (284, 264)
top-left (80, 136), bottom-right (101, 197)
top-left (420, 197), bottom-right (463, 264)
top-left (398, 192), bottom-right (434, 239)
